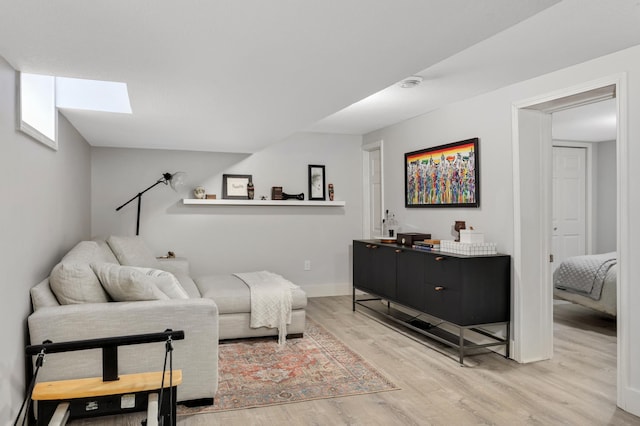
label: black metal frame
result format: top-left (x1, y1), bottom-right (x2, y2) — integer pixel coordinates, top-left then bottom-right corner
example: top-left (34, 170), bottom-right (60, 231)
top-left (353, 291), bottom-right (509, 365)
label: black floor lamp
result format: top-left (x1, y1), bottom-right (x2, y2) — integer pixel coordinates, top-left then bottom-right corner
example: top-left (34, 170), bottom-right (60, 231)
top-left (116, 172), bottom-right (186, 235)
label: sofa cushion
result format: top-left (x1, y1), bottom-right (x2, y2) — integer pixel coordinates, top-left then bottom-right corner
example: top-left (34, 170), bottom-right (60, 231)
top-left (173, 273), bottom-right (202, 298)
top-left (91, 263), bottom-right (171, 302)
top-left (194, 274), bottom-right (307, 314)
top-left (49, 241), bottom-right (111, 304)
top-left (106, 236), bottom-right (159, 268)
top-left (31, 279), bottom-right (62, 310)
top-left (138, 267), bottom-right (190, 299)
top-left (93, 239), bottom-right (120, 264)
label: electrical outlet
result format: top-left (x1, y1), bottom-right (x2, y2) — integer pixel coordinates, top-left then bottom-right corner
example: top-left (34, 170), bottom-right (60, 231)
top-left (304, 260), bottom-right (311, 271)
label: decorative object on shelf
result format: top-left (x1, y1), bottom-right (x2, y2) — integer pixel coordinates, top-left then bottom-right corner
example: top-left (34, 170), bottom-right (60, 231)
top-left (282, 192), bottom-right (304, 200)
top-left (222, 174), bottom-right (252, 200)
top-left (308, 164), bottom-right (326, 200)
top-left (454, 220), bottom-right (466, 241)
top-left (271, 186), bottom-right (283, 200)
top-left (260, 196), bottom-right (267, 200)
top-left (193, 186), bottom-right (206, 199)
top-left (397, 232), bottom-right (431, 246)
top-left (328, 183), bottom-right (334, 201)
top-left (405, 137), bottom-right (479, 208)
top-left (382, 209), bottom-right (398, 238)
top-left (157, 251), bottom-right (176, 259)
top-left (247, 179), bottom-right (255, 200)
top-left (115, 171), bottom-right (186, 236)
top-left (205, 194), bottom-right (216, 199)
top-left (460, 227), bottom-right (484, 244)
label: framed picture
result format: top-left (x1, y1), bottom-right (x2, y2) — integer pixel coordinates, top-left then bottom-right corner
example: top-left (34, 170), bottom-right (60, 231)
top-left (222, 174), bottom-right (252, 199)
top-left (308, 165), bottom-right (326, 200)
top-left (405, 138), bottom-right (479, 208)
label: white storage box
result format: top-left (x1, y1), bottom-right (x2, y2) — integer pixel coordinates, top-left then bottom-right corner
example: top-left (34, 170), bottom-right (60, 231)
top-left (460, 230), bottom-right (484, 244)
top-left (440, 240), bottom-right (497, 255)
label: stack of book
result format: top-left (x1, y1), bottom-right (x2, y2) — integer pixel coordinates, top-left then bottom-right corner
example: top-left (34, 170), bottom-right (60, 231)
top-left (412, 239), bottom-right (441, 251)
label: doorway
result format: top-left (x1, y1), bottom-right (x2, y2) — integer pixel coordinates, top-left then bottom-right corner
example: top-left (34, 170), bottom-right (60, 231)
top-left (362, 140), bottom-right (384, 238)
top-left (512, 75), bottom-right (627, 408)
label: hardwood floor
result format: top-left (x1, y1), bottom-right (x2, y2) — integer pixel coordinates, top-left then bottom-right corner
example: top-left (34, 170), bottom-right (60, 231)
top-left (70, 296), bottom-right (639, 425)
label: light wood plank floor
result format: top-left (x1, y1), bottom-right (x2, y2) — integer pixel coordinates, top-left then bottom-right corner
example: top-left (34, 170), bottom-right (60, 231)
top-left (69, 296), bottom-right (639, 425)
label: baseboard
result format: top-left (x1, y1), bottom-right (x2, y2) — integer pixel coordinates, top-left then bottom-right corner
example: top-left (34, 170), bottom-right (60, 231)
top-left (302, 282), bottom-right (352, 298)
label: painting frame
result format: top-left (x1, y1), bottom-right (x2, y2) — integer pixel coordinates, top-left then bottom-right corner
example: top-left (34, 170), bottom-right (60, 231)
top-left (308, 165), bottom-right (326, 201)
top-left (222, 174), bottom-right (252, 200)
top-left (404, 138), bottom-right (479, 208)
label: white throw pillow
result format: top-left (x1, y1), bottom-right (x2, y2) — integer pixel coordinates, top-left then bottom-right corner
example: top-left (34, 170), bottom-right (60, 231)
top-left (49, 241), bottom-right (111, 304)
top-left (106, 236), bottom-right (160, 268)
top-left (50, 262), bottom-right (110, 304)
top-left (133, 267), bottom-right (190, 299)
top-left (91, 263), bottom-right (170, 302)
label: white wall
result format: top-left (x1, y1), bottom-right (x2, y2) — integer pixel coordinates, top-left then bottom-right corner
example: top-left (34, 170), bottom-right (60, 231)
top-left (0, 57), bottom-right (92, 421)
top-left (91, 132), bottom-right (363, 297)
top-left (596, 140), bottom-right (617, 253)
top-left (364, 92), bottom-right (516, 254)
top-left (364, 43), bottom-right (640, 416)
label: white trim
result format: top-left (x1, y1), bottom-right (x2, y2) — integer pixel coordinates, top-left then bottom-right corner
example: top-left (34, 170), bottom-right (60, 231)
top-left (513, 73), bottom-right (631, 413)
top-left (362, 140), bottom-right (384, 238)
top-left (302, 282), bottom-right (351, 298)
top-left (17, 72), bottom-right (58, 151)
top-left (510, 105), bottom-right (523, 362)
top-left (614, 74), bottom-right (636, 414)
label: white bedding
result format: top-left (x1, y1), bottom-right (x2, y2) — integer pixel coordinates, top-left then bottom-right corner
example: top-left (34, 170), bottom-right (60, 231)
top-left (553, 252), bottom-right (616, 300)
top-left (554, 262), bottom-right (617, 317)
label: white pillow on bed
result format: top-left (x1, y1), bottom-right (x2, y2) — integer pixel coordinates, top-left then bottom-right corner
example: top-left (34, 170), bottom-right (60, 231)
top-left (91, 264), bottom-right (188, 301)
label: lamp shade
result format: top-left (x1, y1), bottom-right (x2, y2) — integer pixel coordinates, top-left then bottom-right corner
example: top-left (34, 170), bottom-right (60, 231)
top-left (167, 171), bottom-right (186, 191)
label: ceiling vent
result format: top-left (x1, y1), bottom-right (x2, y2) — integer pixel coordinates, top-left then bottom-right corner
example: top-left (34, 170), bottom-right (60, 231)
top-left (399, 76), bottom-right (424, 88)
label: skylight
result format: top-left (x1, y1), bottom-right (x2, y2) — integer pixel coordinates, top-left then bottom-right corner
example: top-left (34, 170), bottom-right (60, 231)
top-left (56, 77), bottom-right (132, 114)
top-left (19, 72), bottom-right (132, 150)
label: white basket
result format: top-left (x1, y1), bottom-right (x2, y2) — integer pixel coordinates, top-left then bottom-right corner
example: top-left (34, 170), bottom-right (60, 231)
top-left (440, 240), bottom-right (497, 255)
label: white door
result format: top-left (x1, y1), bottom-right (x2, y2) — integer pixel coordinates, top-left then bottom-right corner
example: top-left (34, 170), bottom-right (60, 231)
top-left (552, 146), bottom-right (587, 269)
top-left (369, 149), bottom-right (382, 237)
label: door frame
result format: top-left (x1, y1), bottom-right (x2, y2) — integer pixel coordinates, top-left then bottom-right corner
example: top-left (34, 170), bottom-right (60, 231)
top-left (362, 140), bottom-right (384, 238)
top-left (512, 73), bottom-right (629, 409)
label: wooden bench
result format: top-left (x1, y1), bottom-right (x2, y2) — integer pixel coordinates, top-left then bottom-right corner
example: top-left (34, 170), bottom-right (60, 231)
top-left (32, 370), bottom-right (181, 425)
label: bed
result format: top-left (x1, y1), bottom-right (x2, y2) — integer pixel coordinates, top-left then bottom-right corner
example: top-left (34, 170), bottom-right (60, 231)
top-left (553, 252), bottom-right (617, 317)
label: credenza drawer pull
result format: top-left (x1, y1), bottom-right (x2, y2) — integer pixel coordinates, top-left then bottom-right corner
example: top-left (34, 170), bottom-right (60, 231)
top-left (395, 249), bottom-right (402, 253)
top-left (435, 256), bottom-right (445, 261)
top-left (434, 286), bottom-right (445, 291)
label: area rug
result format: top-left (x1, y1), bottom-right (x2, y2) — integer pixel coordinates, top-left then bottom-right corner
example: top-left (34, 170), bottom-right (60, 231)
top-left (177, 317), bottom-right (399, 414)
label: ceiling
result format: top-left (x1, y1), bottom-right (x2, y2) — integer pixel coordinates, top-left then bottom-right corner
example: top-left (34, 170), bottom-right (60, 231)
top-left (0, 1), bottom-right (638, 153)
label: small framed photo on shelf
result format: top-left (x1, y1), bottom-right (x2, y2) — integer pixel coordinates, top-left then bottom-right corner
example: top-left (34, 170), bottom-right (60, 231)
top-left (308, 165), bottom-right (326, 200)
top-left (222, 174), bottom-right (252, 199)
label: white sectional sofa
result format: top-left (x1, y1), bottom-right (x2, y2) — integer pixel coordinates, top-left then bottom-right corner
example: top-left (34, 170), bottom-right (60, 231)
top-left (28, 236), bottom-right (307, 405)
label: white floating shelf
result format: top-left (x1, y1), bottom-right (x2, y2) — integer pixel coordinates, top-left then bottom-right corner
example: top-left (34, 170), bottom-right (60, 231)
top-left (182, 199), bottom-right (345, 207)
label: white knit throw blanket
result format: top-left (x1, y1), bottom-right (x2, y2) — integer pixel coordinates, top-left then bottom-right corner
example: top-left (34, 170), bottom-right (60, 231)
top-left (233, 271), bottom-right (299, 345)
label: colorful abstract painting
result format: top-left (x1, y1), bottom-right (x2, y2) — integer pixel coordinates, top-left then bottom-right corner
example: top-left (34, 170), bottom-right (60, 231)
top-left (405, 138), bottom-right (479, 207)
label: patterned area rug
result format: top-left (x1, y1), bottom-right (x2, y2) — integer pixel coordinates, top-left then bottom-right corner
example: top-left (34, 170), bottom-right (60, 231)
top-left (177, 317), bottom-right (399, 414)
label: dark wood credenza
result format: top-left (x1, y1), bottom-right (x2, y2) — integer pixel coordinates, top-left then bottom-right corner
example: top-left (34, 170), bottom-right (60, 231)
top-left (352, 239), bottom-right (511, 364)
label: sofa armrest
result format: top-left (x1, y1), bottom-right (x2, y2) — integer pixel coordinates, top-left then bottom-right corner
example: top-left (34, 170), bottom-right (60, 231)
top-left (28, 298), bottom-right (218, 402)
